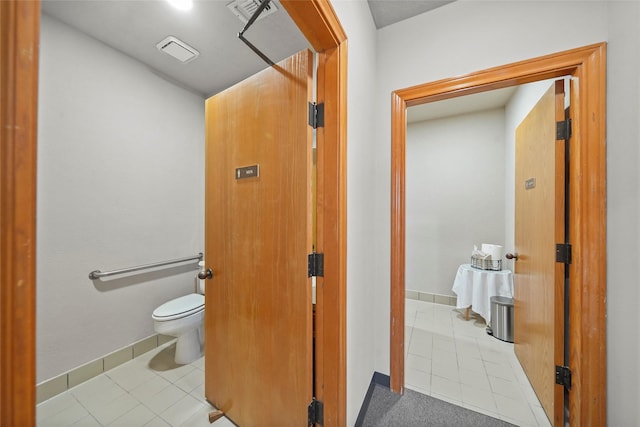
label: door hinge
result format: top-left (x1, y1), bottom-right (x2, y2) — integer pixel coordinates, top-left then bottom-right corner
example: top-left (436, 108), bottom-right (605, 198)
top-left (308, 398), bottom-right (324, 426)
top-left (555, 365), bottom-right (572, 390)
top-left (308, 252), bottom-right (324, 277)
top-left (556, 118), bottom-right (572, 140)
top-left (556, 243), bottom-right (572, 264)
top-left (308, 102), bottom-right (324, 129)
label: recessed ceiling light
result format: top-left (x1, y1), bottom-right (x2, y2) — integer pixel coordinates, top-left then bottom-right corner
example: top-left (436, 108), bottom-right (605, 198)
top-left (167, 0), bottom-right (193, 11)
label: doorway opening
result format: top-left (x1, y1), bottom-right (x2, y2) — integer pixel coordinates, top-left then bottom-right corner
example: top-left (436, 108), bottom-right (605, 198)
top-left (390, 43), bottom-right (607, 426)
top-left (403, 80), bottom-right (560, 425)
top-left (0, 0), bottom-right (347, 424)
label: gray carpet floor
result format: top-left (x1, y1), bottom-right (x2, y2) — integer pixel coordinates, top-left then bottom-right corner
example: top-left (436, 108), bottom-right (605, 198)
top-left (357, 383), bottom-right (516, 427)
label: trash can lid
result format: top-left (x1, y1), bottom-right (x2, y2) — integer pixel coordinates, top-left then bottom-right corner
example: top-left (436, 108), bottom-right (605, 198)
top-left (490, 296), bottom-right (514, 306)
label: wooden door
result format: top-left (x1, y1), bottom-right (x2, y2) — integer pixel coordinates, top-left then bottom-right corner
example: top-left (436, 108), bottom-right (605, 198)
top-left (203, 50), bottom-right (313, 426)
top-left (513, 81), bottom-right (566, 426)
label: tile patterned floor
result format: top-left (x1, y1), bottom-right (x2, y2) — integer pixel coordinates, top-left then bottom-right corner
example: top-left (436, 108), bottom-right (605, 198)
top-left (37, 343), bottom-right (233, 427)
top-left (39, 301), bottom-right (553, 426)
top-left (404, 299), bottom-right (553, 427)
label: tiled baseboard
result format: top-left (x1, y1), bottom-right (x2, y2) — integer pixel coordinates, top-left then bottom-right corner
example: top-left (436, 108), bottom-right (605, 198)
top-left (406, 290), bottom-right (457, 307)
top-left (36, 334), bottom-right (175, 404)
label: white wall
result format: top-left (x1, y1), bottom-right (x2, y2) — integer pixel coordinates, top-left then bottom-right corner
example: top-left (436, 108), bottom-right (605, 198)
top-left (37, 15), bottom-right (205, 383)
top-left (606, 2), bottom-right (640, 423)
top-left (326, 1), bottom-right (379, 424)
top-left (368, 1), bottom-right (639, 423)
top-left (406, 109), bottom-right (505, 295)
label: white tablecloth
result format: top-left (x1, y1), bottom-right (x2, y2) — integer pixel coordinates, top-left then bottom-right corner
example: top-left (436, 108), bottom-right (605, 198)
top-left (451, 263), bottom-right (514, 324)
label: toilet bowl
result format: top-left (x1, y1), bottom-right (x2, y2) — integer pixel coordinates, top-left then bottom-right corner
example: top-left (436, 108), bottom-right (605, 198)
top-left (153, 272), bottom-right (205, 364)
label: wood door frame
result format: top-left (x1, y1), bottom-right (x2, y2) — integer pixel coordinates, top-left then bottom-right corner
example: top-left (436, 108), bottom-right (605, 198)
top-left (390, 43), bottom-right (606, 425)
top-left (0, 0), bottom-right (347, 425)
top-left (1, 1), bottom-right (40, 425)
top-left (281, 2), bottom-right (348, 424)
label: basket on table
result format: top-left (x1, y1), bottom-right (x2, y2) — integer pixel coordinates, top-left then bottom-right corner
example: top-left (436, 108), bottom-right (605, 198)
top-left (470, 255), bottom-right (502, 271)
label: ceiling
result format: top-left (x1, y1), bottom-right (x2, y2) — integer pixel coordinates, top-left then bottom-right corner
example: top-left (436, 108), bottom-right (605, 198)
top-left (42, 0), bottom-right (456, 98)
top-left (407, 86), bottom-right (517, 123)
top-left (43, 0), bottom-right (514, 122)
top-left (367, 0), bottom-right (455, 29)
top-left (42, 0), bottom-right (311, 97)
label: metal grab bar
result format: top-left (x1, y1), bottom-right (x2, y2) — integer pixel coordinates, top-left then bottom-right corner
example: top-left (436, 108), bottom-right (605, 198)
top-left (89, 253), bottom-right (203, 280)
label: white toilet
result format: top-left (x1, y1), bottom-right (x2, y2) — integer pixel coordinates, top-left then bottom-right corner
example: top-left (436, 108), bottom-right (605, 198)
top-left (152, 267), bottom-right (205, 365)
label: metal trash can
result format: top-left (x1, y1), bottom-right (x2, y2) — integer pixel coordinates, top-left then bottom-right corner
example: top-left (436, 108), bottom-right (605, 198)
top-left (490, 296), bottom-right (514, 343)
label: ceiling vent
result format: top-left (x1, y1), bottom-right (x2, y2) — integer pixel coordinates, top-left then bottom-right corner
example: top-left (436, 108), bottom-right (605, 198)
top-left (156, 36), bottom-right (200, 63)
top-left (226, 0), bottom-right (277, 24)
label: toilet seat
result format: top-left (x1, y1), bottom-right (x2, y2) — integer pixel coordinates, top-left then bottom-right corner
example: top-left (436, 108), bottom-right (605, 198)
top-left (152, 293), bottom-right (204, 321)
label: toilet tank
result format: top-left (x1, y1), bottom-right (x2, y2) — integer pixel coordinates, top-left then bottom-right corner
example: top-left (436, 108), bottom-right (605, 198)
top-left (197, 260), bottom-right (206, 294)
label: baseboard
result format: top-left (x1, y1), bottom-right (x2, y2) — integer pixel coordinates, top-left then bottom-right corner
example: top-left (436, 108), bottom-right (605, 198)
top-left (36, 334), bottom-right (175, 404)
top-left (406, 290), bottom-right (457, 306)
top-left (354, 372), bottom-right (391, 427)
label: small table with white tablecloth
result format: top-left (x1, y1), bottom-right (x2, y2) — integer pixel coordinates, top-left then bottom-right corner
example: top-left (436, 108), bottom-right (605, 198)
top-left (451, 263), bottom-right (514, 325)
